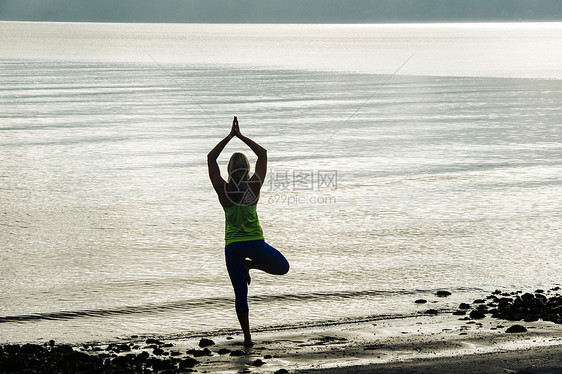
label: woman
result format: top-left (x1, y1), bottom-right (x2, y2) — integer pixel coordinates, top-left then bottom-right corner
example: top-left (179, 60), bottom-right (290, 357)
top-left (207, 116), bottom-right (289, 346)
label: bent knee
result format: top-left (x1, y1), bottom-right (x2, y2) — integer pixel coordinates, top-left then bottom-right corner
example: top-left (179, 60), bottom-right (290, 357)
top-left (282, 261), bottom-right (290, 275)
top-left (274, 260), bottom-right (290, 275)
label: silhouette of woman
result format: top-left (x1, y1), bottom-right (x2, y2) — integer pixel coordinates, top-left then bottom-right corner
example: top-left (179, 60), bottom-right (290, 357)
top-left (207, 116), bottom-right (289, 346)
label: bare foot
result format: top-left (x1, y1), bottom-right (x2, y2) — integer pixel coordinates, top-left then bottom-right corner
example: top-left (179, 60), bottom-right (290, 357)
top-left (243, 339), bottom-right (254, 347)
top-left (244, 260), bottom-right (251, 285)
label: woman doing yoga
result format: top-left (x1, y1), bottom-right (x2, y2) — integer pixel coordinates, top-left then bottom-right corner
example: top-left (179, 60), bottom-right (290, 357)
top-left (207, 116), bottom-right (289, 346)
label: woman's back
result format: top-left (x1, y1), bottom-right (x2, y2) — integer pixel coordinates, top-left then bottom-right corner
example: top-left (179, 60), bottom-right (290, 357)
top-left (223, 203), bottom-right (264, 245)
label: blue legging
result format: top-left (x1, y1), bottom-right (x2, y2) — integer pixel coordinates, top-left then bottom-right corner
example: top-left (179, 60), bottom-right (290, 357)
top-left (225, 239), bottom-right (289, 313)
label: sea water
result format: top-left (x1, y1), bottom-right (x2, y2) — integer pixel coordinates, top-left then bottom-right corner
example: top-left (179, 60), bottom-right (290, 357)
top-left (0, 22), bottom-right (561, 344)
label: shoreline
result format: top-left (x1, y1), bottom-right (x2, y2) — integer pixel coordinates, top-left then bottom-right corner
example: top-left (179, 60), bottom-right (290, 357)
top-left (2, 315), bottom-right (560, 373)
top-left (298, 344), bottom-right (562, 374)
top-left (1, 289), bottom-right (561, 373)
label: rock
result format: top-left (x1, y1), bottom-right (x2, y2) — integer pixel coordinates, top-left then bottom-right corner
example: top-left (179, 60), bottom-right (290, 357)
top-left (106, 343), bottom-right (130, 353)
top-left (136, 351), bottom-right (149, 362)
top-left (521, 292), bottom-right (534, 301)
top-left (112, 355), bottom-right (132, 367)
top-left (1, 356), bottom-right (25, 372)
top-left (179, 357), bottom-right (199, 369)
top-left (230, 349), bottom-right (245, 356)
top-left (425, 309), bottom-right (438, 315)
top-left (170, 351), bottom-right (182, 356)
top-left (498, 297), bottom-right (513, 306)
top-left (188, 348), bottom-right (212, 357)
top-left (217, 348), bottom-right (231, 355)
top-left (20, 343), bottom-right (43, 355)
top-left (523, 314), bottom-right (539, 322)
top-left (251, 359), bottom-right (266, 366)
top-left (49, 340), bottom-right (55, 347)
top-left (51, 344), bottom-right (73, 354)
top-left (473, 299), bottom-right (485, 304)
top-left (476, 305), bottom-right (488, 312)
top-left (162, 343), bottom-right (174, 348)
top-left (453, 310), bottom-right (466, 315)
top-left (436, 291), bottom-right (452, 297)
top-left (0, 342), bottom-right (106, 373)
top-left (459, 303), bottom-right (471, 310)
top-left (199, 338), bottom-right (215, 347)
top-left (147, 357), bottom-right (174, 371)
top-left (415, 299), bottom-right (427, 304)
top-left (145, 338), bottom-right (164, 345)
top-left (275, 370), bottom-right (289, 374)
top-left (153, 347), bottom-right (165, 355)
top-left (264, 354), bottom-right (273, 359)
top-left (469, 310), bottom-right (486, 319)
top-left (506, 325), bottom-right (527, 333)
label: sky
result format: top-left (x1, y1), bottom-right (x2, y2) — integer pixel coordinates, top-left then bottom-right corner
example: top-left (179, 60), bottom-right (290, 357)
top-left (1, 0), bottom-right (561, 23)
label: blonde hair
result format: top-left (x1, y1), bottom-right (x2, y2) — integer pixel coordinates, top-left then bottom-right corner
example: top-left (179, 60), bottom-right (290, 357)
top-left (227, 152), bottom-right (250, 185)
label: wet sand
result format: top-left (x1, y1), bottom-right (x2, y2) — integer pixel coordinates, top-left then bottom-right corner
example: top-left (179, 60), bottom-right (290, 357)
top-left (2, 313), bottom-right (561, 373)
top-left (2, 290), bottom-right (561, 373)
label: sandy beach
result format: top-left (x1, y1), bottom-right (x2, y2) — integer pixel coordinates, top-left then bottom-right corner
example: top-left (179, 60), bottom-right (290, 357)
top-left (2, 289), bottom-right (561, 373)
top-left (163, 314), bottom-right (562, 373)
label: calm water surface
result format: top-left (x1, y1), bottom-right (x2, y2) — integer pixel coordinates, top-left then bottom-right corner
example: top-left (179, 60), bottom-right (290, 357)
top-left (0, 22), bottom-right (561, 344)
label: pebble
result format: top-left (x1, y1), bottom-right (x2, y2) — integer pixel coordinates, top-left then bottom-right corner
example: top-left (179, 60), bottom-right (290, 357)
top-left (145, 338), bottom-right (164, 345)
top-left (251, 358), bottom-right (266, 366)
top-left (187, 347), bottom-right (213, 357)
top-left (199, 338), bottom-right (215, 347)
top-left (230, 349), bottom-right (245, 356)
top-left (506, 325), bottom-right (527, 333)
top-left (469, 310), bottom-right (486, 319)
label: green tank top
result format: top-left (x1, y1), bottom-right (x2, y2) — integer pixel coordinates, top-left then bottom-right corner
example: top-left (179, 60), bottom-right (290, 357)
top-left (223, 203), bottom-right (264, 245)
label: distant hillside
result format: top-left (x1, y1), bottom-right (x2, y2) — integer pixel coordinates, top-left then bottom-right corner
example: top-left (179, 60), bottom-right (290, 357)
top-left (1, 0), bottom-right (561, 23)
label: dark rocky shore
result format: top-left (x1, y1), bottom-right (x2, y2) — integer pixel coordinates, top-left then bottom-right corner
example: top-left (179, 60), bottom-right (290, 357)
top-left (1, 287), bottom-right (560, 374)
top-left (451, 287), bottom-right (562, 328)
top-left (0, 338), bottom-right (200, 374)
top-left (0, 337), bottom-right (286, 374)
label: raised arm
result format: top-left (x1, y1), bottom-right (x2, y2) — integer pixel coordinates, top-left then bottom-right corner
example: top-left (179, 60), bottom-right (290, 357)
top-left (234, 118), bottom-right (267, 185)
top-left (207, 119), bottom-right (236, 197)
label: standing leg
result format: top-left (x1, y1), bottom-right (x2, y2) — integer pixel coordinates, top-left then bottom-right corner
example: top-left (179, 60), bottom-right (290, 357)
top-left (225, 243), bottom-right (253, 346)
top-left (236, 310), bottom-right (252, 347)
